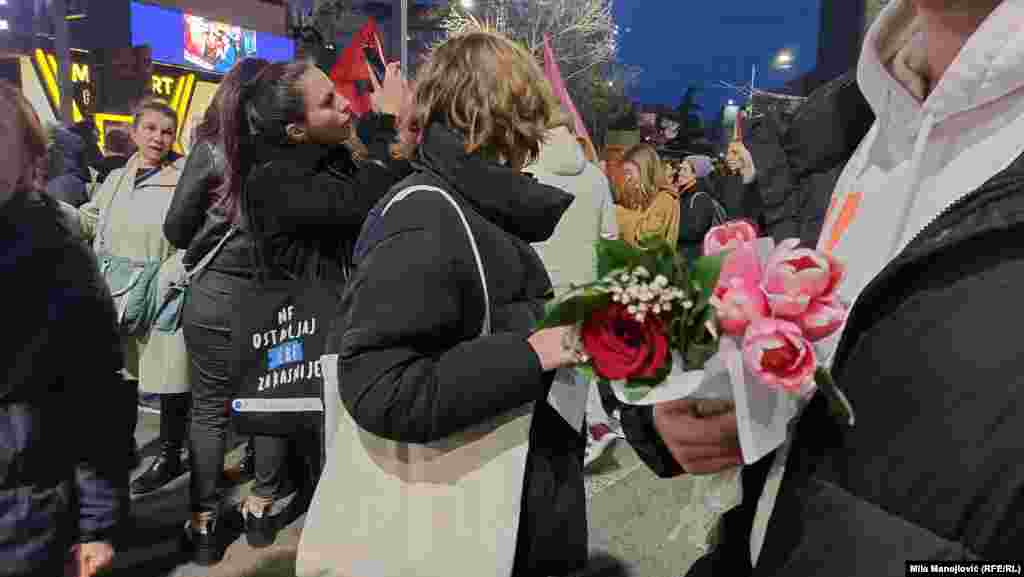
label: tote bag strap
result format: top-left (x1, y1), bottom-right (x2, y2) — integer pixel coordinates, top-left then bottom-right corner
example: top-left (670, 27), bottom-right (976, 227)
top-left (382, 185), bottom-right (491, 337)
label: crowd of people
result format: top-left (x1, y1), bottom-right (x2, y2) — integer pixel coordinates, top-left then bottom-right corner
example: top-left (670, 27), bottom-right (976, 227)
top-left (3, 0), bottom-right (1024, 576)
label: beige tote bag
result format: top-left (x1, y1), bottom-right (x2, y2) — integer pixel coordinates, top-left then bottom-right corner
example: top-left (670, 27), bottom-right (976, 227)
top-left (298, 185), bottom-right (534, 577)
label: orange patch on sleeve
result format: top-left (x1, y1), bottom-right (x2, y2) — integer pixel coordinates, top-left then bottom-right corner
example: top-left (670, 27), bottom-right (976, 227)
top-left (822, 192), bottom-right (863, 253)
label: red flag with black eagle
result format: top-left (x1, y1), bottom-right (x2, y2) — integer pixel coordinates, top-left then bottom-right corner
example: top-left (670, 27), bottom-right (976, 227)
top-left (330, 17), bottom-right (386, 118)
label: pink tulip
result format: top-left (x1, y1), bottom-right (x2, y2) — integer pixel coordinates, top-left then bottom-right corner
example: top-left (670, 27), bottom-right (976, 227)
top-left (762, 239), bottom-right (845, 318)
top-left (711, 241), bottom-right (768, 336)
top-left (743, 318), bottom-right (817, 395)
top-left (703, 220), bottom-right (760, 256)
top-left (712, 280), bottom-right (770, 336)
top-left (796, 299), bottom-right (847, 342)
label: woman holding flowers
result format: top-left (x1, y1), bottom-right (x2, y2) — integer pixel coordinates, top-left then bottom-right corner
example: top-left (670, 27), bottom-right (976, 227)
top-left (616, 144), bottom-right (681, 248)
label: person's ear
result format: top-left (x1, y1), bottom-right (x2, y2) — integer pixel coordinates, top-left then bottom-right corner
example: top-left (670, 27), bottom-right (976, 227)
top-left (285, 122), bottom-right (307, 144)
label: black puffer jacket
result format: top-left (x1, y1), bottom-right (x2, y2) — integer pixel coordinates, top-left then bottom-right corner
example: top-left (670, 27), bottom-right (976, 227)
top-left (745, 72), bottom-right (874, 244)
top-left (333, 123), bottom-right (584, 576)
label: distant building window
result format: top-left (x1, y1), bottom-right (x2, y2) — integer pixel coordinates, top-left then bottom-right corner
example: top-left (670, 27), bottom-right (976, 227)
top-left (0, 19), bottom-right (8, 31)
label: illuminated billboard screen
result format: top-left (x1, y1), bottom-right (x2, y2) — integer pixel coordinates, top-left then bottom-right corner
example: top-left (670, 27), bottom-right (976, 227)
top-left (184, 13), bottom-right (258, 73)
top-left (131, 2), bottom-right (294, 72)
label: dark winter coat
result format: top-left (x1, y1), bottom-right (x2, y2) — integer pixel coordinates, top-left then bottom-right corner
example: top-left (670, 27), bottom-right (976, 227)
top-left (677, 179), bottom-right (720, 262)
top-left (45, 126), bottom-right (92, 208)
top-left (1, 192), bottom-right (130, 577)
top-left (332, 123), bottom-right (585, 576)
top-left (618, 88), bottom-right (1024, 577)
top-left (744, 71), bottom-right (874, 244)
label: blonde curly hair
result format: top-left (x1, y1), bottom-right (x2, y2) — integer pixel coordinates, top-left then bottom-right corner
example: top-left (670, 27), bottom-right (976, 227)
top-left (412, 31), bottom-right (560, 169)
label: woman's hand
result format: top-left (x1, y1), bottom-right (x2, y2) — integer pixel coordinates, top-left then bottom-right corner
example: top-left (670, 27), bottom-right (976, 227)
top-left (370, 62), bottom-right (406, 117)
top-left (528, 325), bottom-right (585, 372)
top-left (65, 542), bottom-right (114, 577)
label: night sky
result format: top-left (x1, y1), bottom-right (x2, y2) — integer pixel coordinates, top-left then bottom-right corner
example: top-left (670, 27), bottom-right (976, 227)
top-left (615, 1), bottom-right (822, 120)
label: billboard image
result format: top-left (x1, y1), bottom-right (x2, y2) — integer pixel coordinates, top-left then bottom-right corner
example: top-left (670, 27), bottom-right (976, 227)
top-left (184, 13), bottom-right (257, 73)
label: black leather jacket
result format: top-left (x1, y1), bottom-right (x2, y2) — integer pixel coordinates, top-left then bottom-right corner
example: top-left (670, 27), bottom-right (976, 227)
top-left (165, 140), bottom-right (255, 277)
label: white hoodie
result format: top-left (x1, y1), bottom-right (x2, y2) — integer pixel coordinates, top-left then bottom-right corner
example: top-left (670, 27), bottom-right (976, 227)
top-left (819, 0), bottom-right (1024, 321)
top-left (751, 0), bottom-right (1024, 564)
top-left (528, 126), bottom-right (619, 293)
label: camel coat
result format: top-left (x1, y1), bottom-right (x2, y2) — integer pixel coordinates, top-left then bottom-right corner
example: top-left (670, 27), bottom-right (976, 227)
top-left (616, 187), bottom-right (681, 248)
top-left (79, 153), bottom-right (190, 394)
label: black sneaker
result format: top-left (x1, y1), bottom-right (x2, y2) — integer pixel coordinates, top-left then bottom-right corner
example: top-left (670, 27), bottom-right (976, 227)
top-left (245, 509), bottom-right (277, 549)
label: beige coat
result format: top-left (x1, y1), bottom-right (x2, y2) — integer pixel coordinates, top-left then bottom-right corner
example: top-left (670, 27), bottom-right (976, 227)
top-left (80, 154), bottom-right (190, 394)
top-left (528, 127), bottom-right (619, 295)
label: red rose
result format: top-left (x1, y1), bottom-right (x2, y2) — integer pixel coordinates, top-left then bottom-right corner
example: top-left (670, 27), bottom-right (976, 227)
top-left (581, 304), bottom-right (670, 381)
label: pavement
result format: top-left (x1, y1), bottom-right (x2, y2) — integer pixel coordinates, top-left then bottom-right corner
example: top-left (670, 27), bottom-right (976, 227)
top-left (112, 412), bottom-right (709, 577)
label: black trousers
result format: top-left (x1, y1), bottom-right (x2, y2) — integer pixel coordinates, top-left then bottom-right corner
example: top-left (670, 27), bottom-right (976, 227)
top-left (183, 270), bottom-right (304, 513)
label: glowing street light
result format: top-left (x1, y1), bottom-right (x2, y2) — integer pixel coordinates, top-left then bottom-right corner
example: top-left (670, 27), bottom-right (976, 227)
top-left (772, 48), bottom-right (796, 70)
top-left (461, 0), bottom-right (474, 9)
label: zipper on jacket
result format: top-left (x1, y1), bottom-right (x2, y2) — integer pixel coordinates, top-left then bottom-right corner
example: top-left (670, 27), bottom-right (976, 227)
top-left (831, 187), bottom-right (980, 375)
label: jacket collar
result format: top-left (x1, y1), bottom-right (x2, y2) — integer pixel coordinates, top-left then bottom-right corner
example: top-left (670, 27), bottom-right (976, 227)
top-left (415, 123), bottom-right (573, 243)
top-left (122, 152), bottom-right (182, 188)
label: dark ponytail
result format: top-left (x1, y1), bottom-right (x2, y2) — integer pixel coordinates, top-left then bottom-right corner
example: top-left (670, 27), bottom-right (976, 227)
top-left (197, 57), bottom-right (270, 224)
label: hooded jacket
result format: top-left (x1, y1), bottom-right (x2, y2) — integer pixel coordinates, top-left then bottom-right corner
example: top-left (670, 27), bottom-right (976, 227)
top-left (737, 72), bottom-right (874, 244)
top-left (332, 123), bottom-right (584, 575)
top-left (45, 126), bottom-right (92, 208)
top-left (528, 125), bottom-right (618, 292)
top-left (686, 2), bottom-right (1024, 574)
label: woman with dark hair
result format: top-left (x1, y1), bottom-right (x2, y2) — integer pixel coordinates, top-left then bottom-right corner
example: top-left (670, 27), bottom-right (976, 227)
top-left (1, 79), bottom-right (131, 577)
top-left (175, 56), bottom-right (408, 565)
top-left (164, 57), bottom-right (269, 531)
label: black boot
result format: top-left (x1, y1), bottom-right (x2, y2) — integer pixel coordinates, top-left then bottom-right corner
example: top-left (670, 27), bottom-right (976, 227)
top-left (131, 440), bottom-right (188, 495)
top-left (243, 498), bottom-right (277, 549)
top-left (185, 513), bottom-right (226, 566)
top-left (132, 393), bottom-right (191, 495)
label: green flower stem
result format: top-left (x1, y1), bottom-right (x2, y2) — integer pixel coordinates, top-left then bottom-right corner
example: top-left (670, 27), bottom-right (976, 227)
top-left (814, 367), bottom-right (856, 427)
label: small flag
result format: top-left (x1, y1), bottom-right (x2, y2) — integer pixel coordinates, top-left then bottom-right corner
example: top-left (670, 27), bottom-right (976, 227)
top-left (330, 17), bottom-right (384, 118)
top-left (542, 34), bottom-right (597, 161)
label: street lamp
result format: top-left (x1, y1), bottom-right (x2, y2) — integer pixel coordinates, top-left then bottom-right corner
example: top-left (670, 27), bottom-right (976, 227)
top-left (772, 48), bottom-right (796, 70)
top-left (461, 0), bottom-right (474, 9)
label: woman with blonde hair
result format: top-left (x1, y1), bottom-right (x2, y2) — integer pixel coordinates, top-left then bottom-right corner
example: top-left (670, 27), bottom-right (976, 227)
top-left (300, 31), bottom-right (586, 577)
top-left (616, 143), bottom-right (681, 247)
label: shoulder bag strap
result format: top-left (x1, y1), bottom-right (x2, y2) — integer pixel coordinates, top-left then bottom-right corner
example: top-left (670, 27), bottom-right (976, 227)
top-left (183, 226), bottom-right (238, 284)
top-left (381, 185), bottom-right (491, 337)
top-left (692, 191), bottom-right (728, 226)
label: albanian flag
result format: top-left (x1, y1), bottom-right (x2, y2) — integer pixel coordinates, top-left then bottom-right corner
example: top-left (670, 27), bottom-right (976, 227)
top-left (330, 17), bottom-right (385, 118)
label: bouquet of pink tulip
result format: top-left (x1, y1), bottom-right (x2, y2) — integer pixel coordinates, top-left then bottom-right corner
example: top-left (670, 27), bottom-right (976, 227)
top-left (705, 220), bottom-right (853, 413)
top-left (539, 219), bottom-right (855, 465)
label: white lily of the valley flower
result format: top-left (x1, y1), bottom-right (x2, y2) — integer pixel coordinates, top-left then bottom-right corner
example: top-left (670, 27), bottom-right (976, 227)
top-left (634, 266), bottom-right (649, 278)
top-left (683, 300), bottom-right (694, 309)
top-left (654, 274), bottom-right (668, 287)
